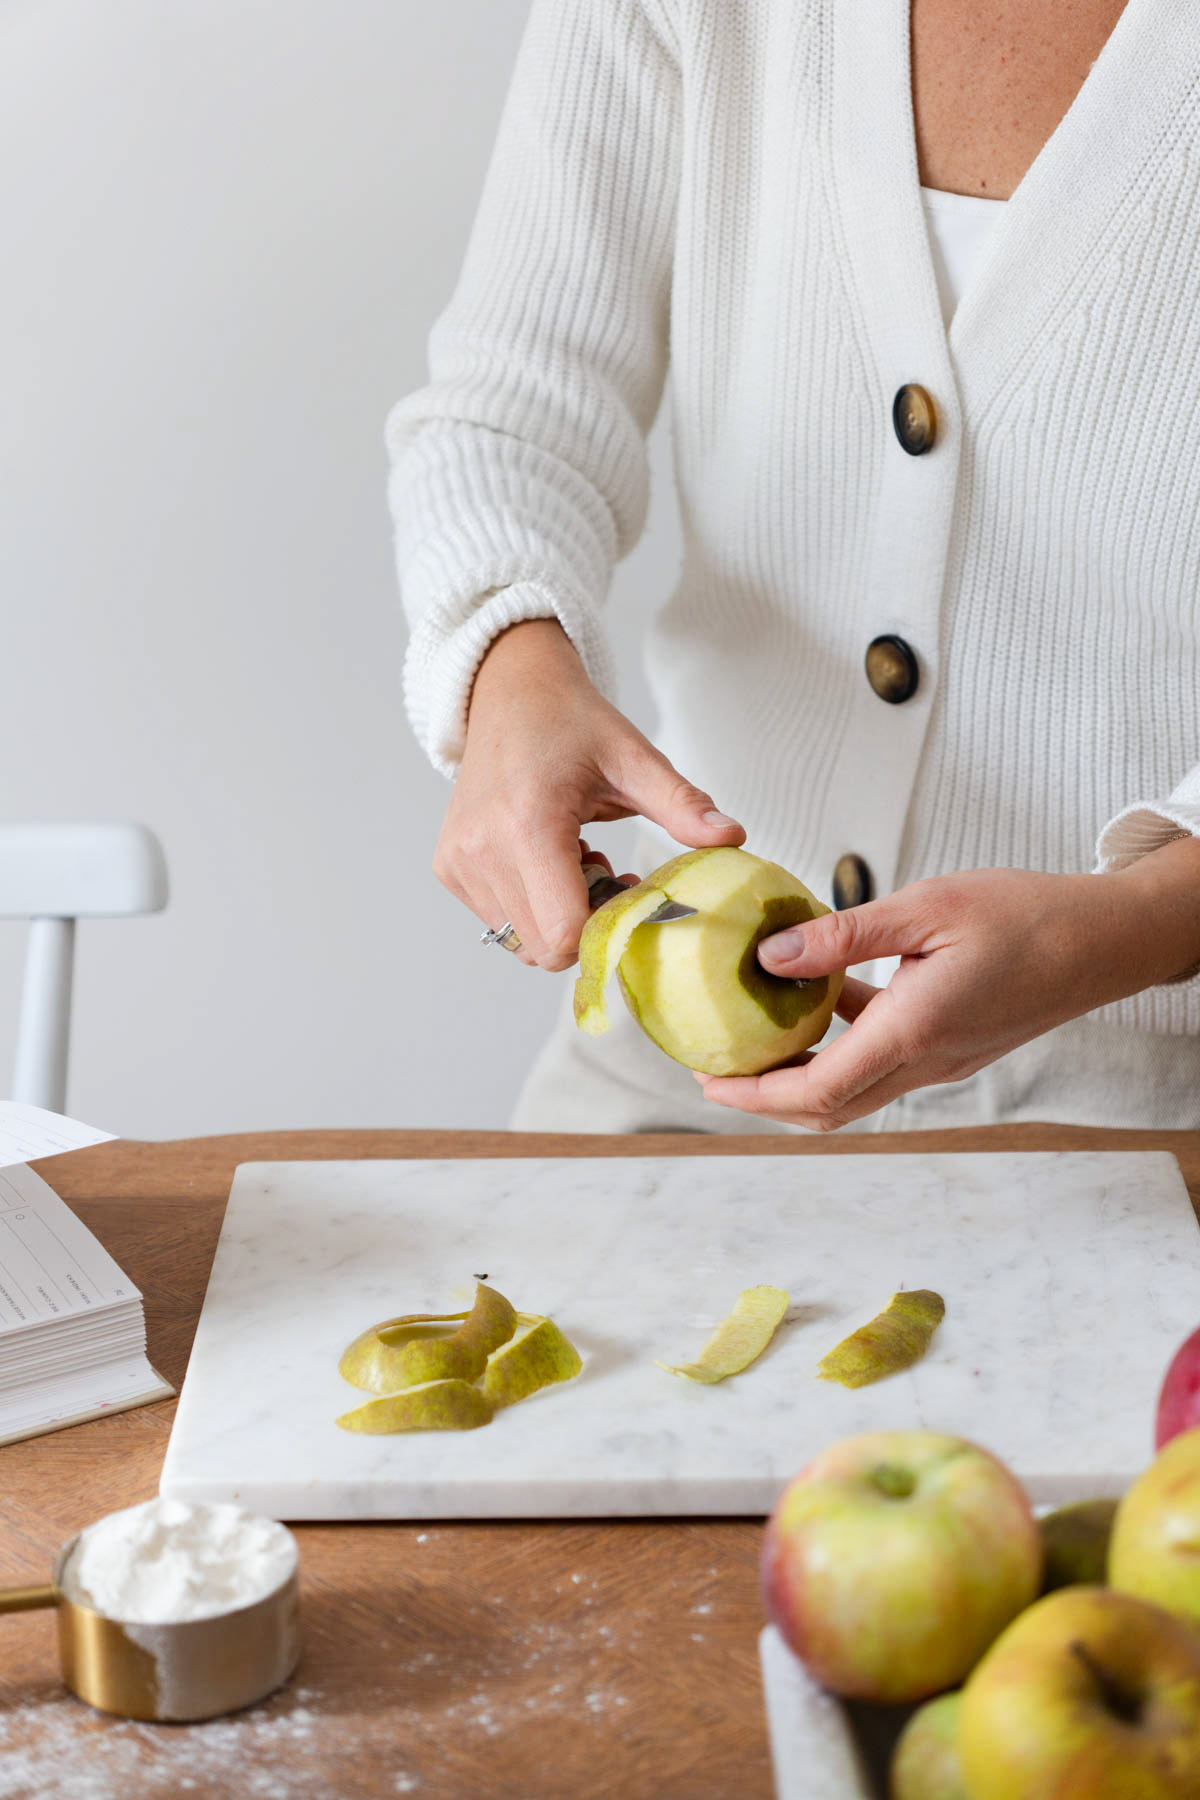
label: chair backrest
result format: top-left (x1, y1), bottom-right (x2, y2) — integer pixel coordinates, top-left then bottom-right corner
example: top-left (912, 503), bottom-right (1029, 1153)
top-left (1, 823), bottom-right (168, 1113)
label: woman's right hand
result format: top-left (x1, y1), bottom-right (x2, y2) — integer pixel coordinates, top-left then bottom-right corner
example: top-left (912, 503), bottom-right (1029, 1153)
top-left (435, 618), bottom-right (746, 970)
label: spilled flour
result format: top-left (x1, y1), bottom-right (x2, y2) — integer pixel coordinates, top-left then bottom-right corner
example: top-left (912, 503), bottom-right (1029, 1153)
top-left (0, 1688), bottom-right (337, 1800)
top-left (0, 1565), bottom-right (715, 1798)
top-left (0, 1603), bottom-right (641, 1799)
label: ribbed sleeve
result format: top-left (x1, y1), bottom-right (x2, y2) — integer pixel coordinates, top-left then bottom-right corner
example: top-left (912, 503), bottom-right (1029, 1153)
top-left (1095, 764), bottom-right (1200, 872)
top-left (1092, 764), bottom-right (1200, 985)
top-left (388, 0), bottom-right (681, 775)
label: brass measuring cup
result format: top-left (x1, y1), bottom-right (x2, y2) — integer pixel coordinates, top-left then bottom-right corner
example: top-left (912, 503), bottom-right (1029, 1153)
top-left (0, 1528), bottom-right (301, 1722)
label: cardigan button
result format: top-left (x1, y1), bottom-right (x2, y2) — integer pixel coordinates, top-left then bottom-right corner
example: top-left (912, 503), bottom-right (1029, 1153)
top-left (865, 635), bottom-right (920, 704)
top-left (892, 383), bottom-right (937, 455)
top-left (832, 854), bottom-right (872, 911)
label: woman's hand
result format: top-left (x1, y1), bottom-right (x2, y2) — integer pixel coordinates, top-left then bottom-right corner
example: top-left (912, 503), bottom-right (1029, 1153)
top-left (436, 619), bottom-right (745, 970)
top-left (696, 844), bottom-right (1200, 1130)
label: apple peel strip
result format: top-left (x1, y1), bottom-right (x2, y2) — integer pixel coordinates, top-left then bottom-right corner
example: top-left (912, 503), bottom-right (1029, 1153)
top-left (657, 1284), bottom-right (790, 1384)
top-left (574, 879), bottom-right (671, 1034)
top-left (817, 1289), bottom-right (945, 1389)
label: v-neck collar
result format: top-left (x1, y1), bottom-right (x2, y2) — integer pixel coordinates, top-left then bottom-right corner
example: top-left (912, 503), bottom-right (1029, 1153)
top-left (830, 0), bottom-right (1196, 412)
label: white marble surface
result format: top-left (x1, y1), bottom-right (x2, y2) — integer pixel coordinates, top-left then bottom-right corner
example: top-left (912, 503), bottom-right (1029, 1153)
top-left (159, 1153), bottom-right (1200, 1519)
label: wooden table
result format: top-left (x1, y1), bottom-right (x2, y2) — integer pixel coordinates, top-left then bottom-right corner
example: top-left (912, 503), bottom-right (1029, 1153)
top-left (2, 1126), bottom-right (1197, 1800)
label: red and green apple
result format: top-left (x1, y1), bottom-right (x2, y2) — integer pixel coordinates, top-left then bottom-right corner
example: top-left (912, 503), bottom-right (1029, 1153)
top-left (761, 1430), bottom-right (1042, 1704)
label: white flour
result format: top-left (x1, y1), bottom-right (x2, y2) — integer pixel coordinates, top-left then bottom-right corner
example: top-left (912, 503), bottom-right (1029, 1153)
top-left (59, 1498), bottom-right (296, 1624)
top-left (0, 1569), bottom-right (656, 1797)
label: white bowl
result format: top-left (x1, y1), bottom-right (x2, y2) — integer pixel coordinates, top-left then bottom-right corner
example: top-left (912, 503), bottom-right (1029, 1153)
top-left (759, 1626), bottom-right (918, 1800)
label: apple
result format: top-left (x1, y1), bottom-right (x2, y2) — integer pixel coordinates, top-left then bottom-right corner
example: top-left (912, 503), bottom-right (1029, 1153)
top-left (1109, 1425), bottom-right (1200, 1629)
top-left (1156, 1323), bottom-right (1200, 1449)
top-left (958, 1586), bottom-right (1200, 1799)
top-left (889, 1691), bottom-right (967, 1799)
top-left (761, 1431), bottom-right (1042, 1704)
top-left (575, 846), bottom-right (844, 1075)
top-left (1037, 1497), bottom-right (1119, 1592)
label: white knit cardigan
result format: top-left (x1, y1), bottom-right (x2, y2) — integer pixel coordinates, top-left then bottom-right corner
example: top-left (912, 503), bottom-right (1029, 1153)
top-left (388, 0), bottom-right (1200, 1034)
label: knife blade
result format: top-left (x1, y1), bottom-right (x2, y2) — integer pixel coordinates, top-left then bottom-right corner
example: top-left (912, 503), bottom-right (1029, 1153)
top-left (582, 863), bottom-right (697, 924)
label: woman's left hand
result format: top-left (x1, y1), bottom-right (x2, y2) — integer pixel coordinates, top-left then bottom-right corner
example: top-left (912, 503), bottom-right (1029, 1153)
top-left (695, 854), bottom-right (1200, 1131)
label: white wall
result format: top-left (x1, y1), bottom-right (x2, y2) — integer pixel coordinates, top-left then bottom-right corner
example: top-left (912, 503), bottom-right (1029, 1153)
top-left (0, 0), bottom-right (676, 1136)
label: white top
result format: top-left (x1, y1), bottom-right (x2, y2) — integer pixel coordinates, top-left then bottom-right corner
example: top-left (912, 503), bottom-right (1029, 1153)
top-left (388, 0), bottom-right (1200, 1043)
top-left (919, 186), bottom-right (1008, 326)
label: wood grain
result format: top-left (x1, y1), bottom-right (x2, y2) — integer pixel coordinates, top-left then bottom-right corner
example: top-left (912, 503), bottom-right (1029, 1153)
top-left (1, 1127), bottom-right (1196, 1799)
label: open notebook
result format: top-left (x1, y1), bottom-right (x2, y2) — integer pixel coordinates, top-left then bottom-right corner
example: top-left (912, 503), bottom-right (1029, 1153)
top-left (0, 1160), bottom-right (173, 1447)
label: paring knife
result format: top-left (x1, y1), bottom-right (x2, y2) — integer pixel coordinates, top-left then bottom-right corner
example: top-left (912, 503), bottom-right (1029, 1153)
top-left (582, 862), bottom-right (696, 924)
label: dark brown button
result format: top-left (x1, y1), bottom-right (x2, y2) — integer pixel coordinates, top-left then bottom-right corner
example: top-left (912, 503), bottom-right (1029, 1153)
top-left (865, 634), bottom-right (920, 704)
top-left (832, 854), bottom-right (872, 911)
top-left (892, 383), bottom-right (937, 455)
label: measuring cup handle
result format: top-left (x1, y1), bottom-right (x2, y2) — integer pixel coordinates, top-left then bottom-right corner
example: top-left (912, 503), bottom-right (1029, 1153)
top-left (0, 1584), bottom-right (59, 1614)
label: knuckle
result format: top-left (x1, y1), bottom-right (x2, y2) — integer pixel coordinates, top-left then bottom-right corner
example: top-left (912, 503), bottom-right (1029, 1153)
top-left (927, 875), bottom-right (970, 921)
top-left (499, 791), bottom-right (541, 831)
top-left (806, 1111), bottom-right (842, 1135)
top-left (541, 923), bottom-right (580, 964)
top-left (820, 909), bottom-right (861, 963)
top-left (932, 1054), bottom-right (983, 1086)
top-left (455, 825), bottom-right (490, 864)
top-left (893, 1028), bottom-right (928, 1065)
top-left (674, 778), bottom-right (712, 811)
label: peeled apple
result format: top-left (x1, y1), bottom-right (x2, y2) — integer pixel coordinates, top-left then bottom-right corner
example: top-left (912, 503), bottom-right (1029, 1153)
top-left (574, 846), bottom-right (844, 1077)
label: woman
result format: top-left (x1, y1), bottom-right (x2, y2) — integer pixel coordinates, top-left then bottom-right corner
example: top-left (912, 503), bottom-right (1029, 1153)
top-left (388, 0), bottom-right (1200, 1134)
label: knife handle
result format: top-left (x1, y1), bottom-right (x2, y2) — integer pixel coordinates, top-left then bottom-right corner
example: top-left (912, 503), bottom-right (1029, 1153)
top-left (583, 863), bottom-right (634, 911)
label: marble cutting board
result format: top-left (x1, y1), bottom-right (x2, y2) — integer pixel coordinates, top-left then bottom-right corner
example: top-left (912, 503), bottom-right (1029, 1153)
top-left (159, 1153), bottom-right (1200, 1520)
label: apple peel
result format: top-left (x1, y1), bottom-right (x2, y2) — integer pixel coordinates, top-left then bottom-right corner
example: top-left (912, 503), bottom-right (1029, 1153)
top-left (574, 879), bottom-right (671, 1034)
top-left (336, 1378), bottom-right (494, 1433)
top-left (481, 1314), bottom-right (583, 1407)
top-left (658, 1285), bottom-right (790, 1383)
top-left (338, 1281), bottom-right (518, 1393)
top-left (817, 1289), bottom-right (945, 1388)
top-left (335, 1286), bottom-right (583, 1433)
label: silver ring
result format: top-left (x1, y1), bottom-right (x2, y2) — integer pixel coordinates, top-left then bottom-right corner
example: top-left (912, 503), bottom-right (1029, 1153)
top-left (481, 921), bottom-right (522, 953)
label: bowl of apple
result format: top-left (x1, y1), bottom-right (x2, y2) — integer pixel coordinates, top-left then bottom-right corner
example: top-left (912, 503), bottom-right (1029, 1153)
top-left (758, 1328), bottom-right (1200, 1799)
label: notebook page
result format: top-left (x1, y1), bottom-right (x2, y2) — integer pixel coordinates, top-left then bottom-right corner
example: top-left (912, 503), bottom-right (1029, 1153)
top-left (0, 1163), bottom-right (141, 1333)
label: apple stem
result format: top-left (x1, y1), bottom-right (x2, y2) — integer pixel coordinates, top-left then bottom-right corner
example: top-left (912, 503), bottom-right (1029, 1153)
top-left (1068, 1639), bottom-right (1142, 1724)
top-left (870, 1463), bottom-right (916, 1499)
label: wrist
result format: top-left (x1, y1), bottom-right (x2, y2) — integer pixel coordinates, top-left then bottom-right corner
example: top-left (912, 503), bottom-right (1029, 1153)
top-left (467, 618), bottom-right (586, 727)
top-left (1106, 835), bottom-right (1200, 985)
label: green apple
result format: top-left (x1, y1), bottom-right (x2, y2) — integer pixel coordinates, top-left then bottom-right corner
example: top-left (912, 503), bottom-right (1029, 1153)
top-left (1109, 1426), bottom-right (1200, 1629)
top-left (1038, 1497), bottom-right (1119, 1592)
top-left (575, 846), bottom-right (844, 1076)
top-left (760, 1431), bottom-right (1042, 1704)
top-left (958, 1586), bottom-right (1200, 1799)
top-left (889, 1692), bottom-right (967, 1800)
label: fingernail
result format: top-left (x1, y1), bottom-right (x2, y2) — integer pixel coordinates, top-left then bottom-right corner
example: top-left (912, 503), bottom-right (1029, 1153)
top-left (762, 926), bottom-right (805, 961)
top-left (702, 809), bottom-right (739, 829)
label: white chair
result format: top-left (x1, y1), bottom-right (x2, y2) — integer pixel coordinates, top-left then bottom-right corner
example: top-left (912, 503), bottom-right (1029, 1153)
top-left (0, 823), bottom-right (168, 1113)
